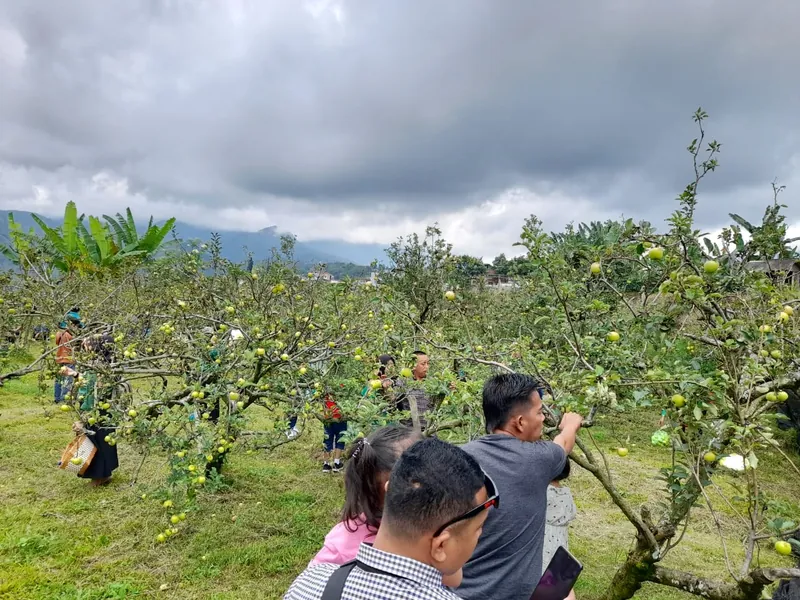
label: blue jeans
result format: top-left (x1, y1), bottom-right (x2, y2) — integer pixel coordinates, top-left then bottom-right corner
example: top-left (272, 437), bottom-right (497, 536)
top-left (288, 415), bottom-right (298, 429)
top-left (55, 366), bottom-right (75, 403)
top-left (323, 421), bottom-right (347, 452)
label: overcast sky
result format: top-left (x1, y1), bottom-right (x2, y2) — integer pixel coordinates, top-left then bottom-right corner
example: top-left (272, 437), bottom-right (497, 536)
top-left (1, 0), bottom-right (798, 260)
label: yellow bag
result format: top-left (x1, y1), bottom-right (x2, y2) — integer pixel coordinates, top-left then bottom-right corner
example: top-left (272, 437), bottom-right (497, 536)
top-left (59, 434), bottom-right (97, 476)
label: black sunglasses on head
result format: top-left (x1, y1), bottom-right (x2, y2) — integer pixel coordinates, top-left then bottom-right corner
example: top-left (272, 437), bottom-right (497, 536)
top-left (433, 471), bottom-right (499, 537)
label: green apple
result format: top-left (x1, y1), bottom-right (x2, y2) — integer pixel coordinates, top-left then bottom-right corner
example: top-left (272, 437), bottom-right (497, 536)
top-left (163, 500), bottom-right (173, 508)
top-left (217, 446), bottom-right (225, 453)
top-left (703, 451), bottom-right (716, 463)
top-left (156, 533), bottom-right (166, 543)
top-left (444, 290), bottom-right (456, 301)
top-left (179, 513), bottom-right (186, 521)
top-left (354, 354), bottom-right (363, 361)
top-left (759, 324), bottom-right (773, 333)
top-left (236, 401), bottom-right (244, 410)
top-left (607, 331), bottom-right (620, 342)
top-left (70, 457), bottom-right (83, 465)
top-left (196, 476), bottom-right (206, 485)
top-left (191, 390), bottom-right (200, 399)
top-left (590, 262), bottom-right (601, 275)
top-left (766, 392), bottom-right (778, 402)
top-left (779, 311), bottom-right (789, 323)
top-left (229, 391), bottom-right (240, 402)
top-left (104, 435), bottom-right (112, 443)
top-left (370, 379), bottom-right (382, 390)
top-left (328, 341), bottom-right (336, 348)
top-left (170, 515), bottom-right (180, 524)
top-left (771, 350), bottom-right (783, 359)
top-left (87, 417), bottom-right (97, 425)
top-left (202, 412), bottom-right (210, 420)
top-left (299, 367), bottom-right (307, 375)
top-left (281, 353), bottom-right (290, 361)
top-left (60, 404), bottom-right (70, 412)
top-left (256, 348), bottom-right (265, 356)
top-left (176, 451), bottom-right (186, 458)
top-left (617, 448), bottom-right (629, 457)
top-left (775, 541), bottom-right (792, 556)
top-left (671, 394), bottom-right (686, 408)
top-left (777, 391), bottom-right (789, 402)
top-left (648, 247), bottom-right (664, 260)
top-left (400, 367), bottom-right (413, 378)
top-left (783, 305), bottom-right (794, 317)
top-left (703, 260), bottom-right (719, 274)
top-left (127, 409), bottom-right (137, 418)
top-left (188, 465), bottom-right (197, 472)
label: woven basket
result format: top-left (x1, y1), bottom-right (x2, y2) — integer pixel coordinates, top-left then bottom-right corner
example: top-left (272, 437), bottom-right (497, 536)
top-left (59, 433), bottom-right (97, 476)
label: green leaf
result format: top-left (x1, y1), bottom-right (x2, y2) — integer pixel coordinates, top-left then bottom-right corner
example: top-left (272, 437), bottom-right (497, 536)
top-left (89, 216), bottom-right (111, 263)
top-left (729, 213), bottom-right (754, 233)
top-left (745, 451), bottom-right (758, 470)
top-left (693, 406), bottom-right (703, 421)
top-left (31, 214), bottom-right (66, 255)
top-left (63, 201), bottom-right (79, 255)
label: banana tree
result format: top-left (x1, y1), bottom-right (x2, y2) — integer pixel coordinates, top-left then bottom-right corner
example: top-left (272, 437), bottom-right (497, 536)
top-left (103, 209), bottom-right (177, 258)
top-left (26, 202), bottom-right (177, 275)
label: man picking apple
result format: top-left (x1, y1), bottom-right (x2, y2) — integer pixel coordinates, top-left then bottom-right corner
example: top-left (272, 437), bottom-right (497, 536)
top-left (458, 373), bottom-right (583, 600)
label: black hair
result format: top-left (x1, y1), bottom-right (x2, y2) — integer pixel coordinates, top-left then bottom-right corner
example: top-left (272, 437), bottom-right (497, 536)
top-left (482, 373), bottom-right (543, 433)
top-left (378, 354), bottom-right (395, 377)
top-left (554, 459), bottom-right (571, 481)
top-left (85, 334), bottom-right (115, 363)
top-left (413, 350), bottom-right (427, 358)
top-left (342, 426), bottom-right (421, 532)
top-left (383, 437), bottom-right (485, 540)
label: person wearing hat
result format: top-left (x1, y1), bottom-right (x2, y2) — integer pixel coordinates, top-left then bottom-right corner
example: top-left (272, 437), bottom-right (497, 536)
top-left (54, 308), bottom-right (85, 403)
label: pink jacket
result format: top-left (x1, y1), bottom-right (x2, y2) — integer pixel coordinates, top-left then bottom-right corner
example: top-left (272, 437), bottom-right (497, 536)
top-left (310, 520), bottom-right (377, 565)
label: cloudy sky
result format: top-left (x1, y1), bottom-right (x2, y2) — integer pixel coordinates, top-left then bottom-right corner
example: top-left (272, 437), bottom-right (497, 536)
top-left (1, 0), bottom-right (798, 260)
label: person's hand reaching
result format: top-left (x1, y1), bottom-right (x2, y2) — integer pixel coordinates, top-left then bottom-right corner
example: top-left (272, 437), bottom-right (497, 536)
top-left (559, 412), bottom-right (583, 432)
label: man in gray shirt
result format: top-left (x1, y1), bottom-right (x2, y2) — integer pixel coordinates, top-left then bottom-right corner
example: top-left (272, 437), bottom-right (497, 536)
top-left (459, 373), bottom-right (583, 600)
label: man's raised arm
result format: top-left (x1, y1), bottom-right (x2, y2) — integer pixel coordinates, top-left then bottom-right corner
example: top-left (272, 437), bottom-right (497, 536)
top-left (553, 413), bottom-right (583, 454)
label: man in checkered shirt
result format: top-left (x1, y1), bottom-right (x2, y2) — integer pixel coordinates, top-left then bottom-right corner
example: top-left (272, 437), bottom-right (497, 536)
top-left (284, 438), bottom-right (498, 599)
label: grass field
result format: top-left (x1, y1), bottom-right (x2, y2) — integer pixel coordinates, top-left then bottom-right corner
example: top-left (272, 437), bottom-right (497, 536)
top-left (1, 373), bottom-right (798, 599)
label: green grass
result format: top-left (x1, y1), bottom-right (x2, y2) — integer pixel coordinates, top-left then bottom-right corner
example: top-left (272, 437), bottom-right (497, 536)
top-left (1, 377), bottom-right (798, 599)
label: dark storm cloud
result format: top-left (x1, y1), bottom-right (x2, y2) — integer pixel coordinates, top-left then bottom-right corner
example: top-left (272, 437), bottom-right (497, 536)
top-left (0, 0), bottom-right (798, 227)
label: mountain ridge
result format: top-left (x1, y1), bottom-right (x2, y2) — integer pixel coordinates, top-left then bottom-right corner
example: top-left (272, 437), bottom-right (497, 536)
top-left (0, 209), bottom-right (388, 270)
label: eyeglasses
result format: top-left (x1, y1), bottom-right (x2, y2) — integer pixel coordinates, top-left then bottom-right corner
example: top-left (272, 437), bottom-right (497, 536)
top-left (433, 471), bottom-right (499, 537)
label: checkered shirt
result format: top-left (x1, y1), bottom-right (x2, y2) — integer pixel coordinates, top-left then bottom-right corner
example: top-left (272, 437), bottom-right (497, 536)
top-left (284, 543), bottom-right (461, 600)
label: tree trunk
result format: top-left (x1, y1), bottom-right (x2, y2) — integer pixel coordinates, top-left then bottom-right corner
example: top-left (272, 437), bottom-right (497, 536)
top-left (648, 565), bottom-right (800, 600)
top-left (598, 537), bottom-right (656, 600)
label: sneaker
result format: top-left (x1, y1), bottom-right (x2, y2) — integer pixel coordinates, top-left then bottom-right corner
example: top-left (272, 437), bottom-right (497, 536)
top-left (332, 460), bottom-right (343, 473)
top-left (286, 427), bottom-right (300, 440)
top-left (322, 462), bottom-right (332, 474)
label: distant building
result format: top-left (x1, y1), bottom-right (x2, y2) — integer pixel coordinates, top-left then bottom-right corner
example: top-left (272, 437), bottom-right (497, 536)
top-left (745, 259), bottom-right (800, 287)
top-left (477, 269), bottom-right (518, 290)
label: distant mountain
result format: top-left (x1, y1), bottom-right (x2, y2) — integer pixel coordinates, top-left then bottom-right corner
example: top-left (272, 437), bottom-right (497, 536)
top-left (0, 209), bottom-right (389, 270)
